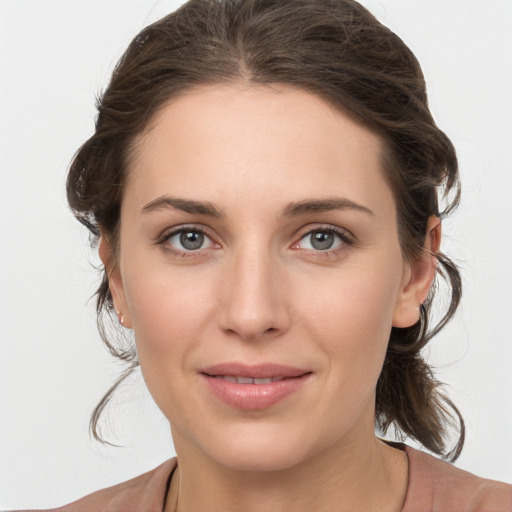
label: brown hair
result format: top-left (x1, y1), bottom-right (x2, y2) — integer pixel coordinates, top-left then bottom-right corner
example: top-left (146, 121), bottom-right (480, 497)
top-left (67, 0), bottom-right (464, 460)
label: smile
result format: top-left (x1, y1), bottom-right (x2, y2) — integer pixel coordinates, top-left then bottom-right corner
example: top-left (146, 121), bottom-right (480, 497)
top-left (210, 375), bottom-right (287, 384)
top-left (199, 363), bottom-right (313, 410)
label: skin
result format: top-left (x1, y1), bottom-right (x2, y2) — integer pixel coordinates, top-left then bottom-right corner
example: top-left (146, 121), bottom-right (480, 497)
top-left (100, 84), bottom-right (440, 512)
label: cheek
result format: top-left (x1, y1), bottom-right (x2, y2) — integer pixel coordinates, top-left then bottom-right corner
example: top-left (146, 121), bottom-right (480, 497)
top-left (291, 264), bottom-right (403, 445)
top-left (122, 261), bottom-right (218, 378)
top-left (298, 257), bottom-right (404, 382)
top-left (121, 263), bottom-right (225, 425)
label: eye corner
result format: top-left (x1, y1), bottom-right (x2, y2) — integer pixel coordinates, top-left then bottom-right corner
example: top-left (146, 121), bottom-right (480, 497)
top-left (157, 224), bottom-right (221, 257)
top-left (289, 224), bottom-right (356, 260)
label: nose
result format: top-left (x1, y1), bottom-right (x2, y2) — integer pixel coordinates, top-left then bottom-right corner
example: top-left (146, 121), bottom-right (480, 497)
top-left (218, 246), bottom-right (290, 342)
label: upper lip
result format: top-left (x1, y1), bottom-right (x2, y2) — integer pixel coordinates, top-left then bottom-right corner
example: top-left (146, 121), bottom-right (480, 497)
top-left (199, 363), bottom-right (311, 379)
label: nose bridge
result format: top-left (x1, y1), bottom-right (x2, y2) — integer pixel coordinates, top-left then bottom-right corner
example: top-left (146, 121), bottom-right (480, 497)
top-left (219, 238), bottom-right (288, 340)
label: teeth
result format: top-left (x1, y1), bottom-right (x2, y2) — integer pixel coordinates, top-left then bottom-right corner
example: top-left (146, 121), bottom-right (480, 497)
top-left (253, 378), bottom-right (273, 384)
top-left (236, 376), bottom-right (254, 384)
top-left (214, 375), bottom-right (286, 384)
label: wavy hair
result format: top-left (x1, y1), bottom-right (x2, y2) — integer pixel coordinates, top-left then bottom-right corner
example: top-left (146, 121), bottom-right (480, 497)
top-left (67, 0), bottom-right (464, 460)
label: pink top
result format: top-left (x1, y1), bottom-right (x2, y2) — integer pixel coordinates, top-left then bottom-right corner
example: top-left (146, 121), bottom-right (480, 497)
top-left (9, 444), bottom-right (512, 512)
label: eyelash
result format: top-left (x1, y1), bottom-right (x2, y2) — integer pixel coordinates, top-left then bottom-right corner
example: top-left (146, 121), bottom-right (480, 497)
top-left (291, 226), bottom-right (354, 257)
top-left (157, 225), bottom-right (218, 258)
top-left (157, 225), bottom-right (354, 259)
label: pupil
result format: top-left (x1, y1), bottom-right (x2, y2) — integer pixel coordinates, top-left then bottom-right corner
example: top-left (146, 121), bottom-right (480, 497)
top-left (180, 231), bottom-right (204, 250)
top-left (311, 231), bottom-right (334, 250)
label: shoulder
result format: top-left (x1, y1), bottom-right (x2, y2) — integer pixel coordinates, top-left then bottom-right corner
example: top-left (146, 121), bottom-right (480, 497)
top-left (6, 458), bottom-right (177, 512)
top-left (402, 444), bottom-right (512, 512)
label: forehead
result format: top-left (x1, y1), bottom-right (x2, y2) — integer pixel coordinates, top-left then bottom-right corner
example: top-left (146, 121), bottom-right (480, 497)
top-left (125, 84), bottom-right (395, 220)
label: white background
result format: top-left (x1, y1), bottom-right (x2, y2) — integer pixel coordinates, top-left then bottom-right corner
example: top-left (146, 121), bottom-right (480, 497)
top-left (1, 0), bottom-right (511, 509)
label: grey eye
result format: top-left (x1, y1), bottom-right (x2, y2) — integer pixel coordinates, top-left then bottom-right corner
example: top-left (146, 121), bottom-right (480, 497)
top-left (309, 231), bottom-right (335, 250)
top-left (166, 229), bottom-right (214, 251)
top-left (295, 229), bottom-right (347, 252)
top-left (180, 231), bottom-right (204, 250)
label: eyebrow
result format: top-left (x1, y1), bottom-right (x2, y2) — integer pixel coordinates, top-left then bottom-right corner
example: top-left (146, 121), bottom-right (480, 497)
top-left (140, 195), bottom-right (374, 218)
top-left (282, 197), bottom-right (374, 217)
top-left (141, 196), bottom-right (223, 217)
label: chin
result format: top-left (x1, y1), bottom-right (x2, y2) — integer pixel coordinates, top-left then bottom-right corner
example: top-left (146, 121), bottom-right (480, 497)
top-left (212, 444), bottom-right (308, 473)
top-left (192, 421), bottom-right (329, 473)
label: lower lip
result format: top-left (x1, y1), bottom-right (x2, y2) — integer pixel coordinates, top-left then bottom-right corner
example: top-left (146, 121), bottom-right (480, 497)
top-left (201, 374), bottom-right (312, 410)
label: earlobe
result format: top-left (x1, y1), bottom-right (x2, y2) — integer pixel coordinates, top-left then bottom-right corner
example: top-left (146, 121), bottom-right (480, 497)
top-left (98, 235), bottom-right (132, 329)
top-left (98, 234), bottom-right (112, 270)
top-left (392, 216), bottom-right (441, 328)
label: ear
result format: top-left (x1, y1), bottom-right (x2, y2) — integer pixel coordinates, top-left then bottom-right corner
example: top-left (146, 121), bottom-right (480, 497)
top-left (392, 216), bottom-right (441, 328)
top-left (98, 234), bottom-right (132, 329)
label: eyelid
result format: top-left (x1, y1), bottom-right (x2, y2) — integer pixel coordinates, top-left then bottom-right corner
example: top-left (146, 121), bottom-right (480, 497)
top-left (155, 223), bottom-right (354, 258)
top-left (157, 224), bottom-right (221, 253)
top-left (290, 224), bottom-right (355, 251)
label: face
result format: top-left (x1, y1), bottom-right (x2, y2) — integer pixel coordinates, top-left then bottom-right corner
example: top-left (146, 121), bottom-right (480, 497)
top-left (103, 84), bottom-right (432, 472)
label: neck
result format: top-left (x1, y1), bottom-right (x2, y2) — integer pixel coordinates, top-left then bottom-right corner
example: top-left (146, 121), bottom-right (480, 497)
top-left (165, 434), bottom-right (408, 512)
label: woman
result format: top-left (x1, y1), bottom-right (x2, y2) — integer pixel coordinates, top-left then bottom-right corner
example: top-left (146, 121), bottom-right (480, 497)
top-left (5, 0), bottom-right (511, 510)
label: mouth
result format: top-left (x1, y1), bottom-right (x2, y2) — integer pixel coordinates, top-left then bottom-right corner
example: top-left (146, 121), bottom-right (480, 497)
top-left (199, 362), bottom-right (311, 379)
top-left (207, 375), bottom-right (292, 384)
top-left (199, 363), bottom-right (313, 410)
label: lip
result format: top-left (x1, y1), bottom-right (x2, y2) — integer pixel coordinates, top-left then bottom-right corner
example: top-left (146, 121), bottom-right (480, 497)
top-left (200, 362), bottom-right (310, 379)
top-left (199, 363), bottom-right (313, 410)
